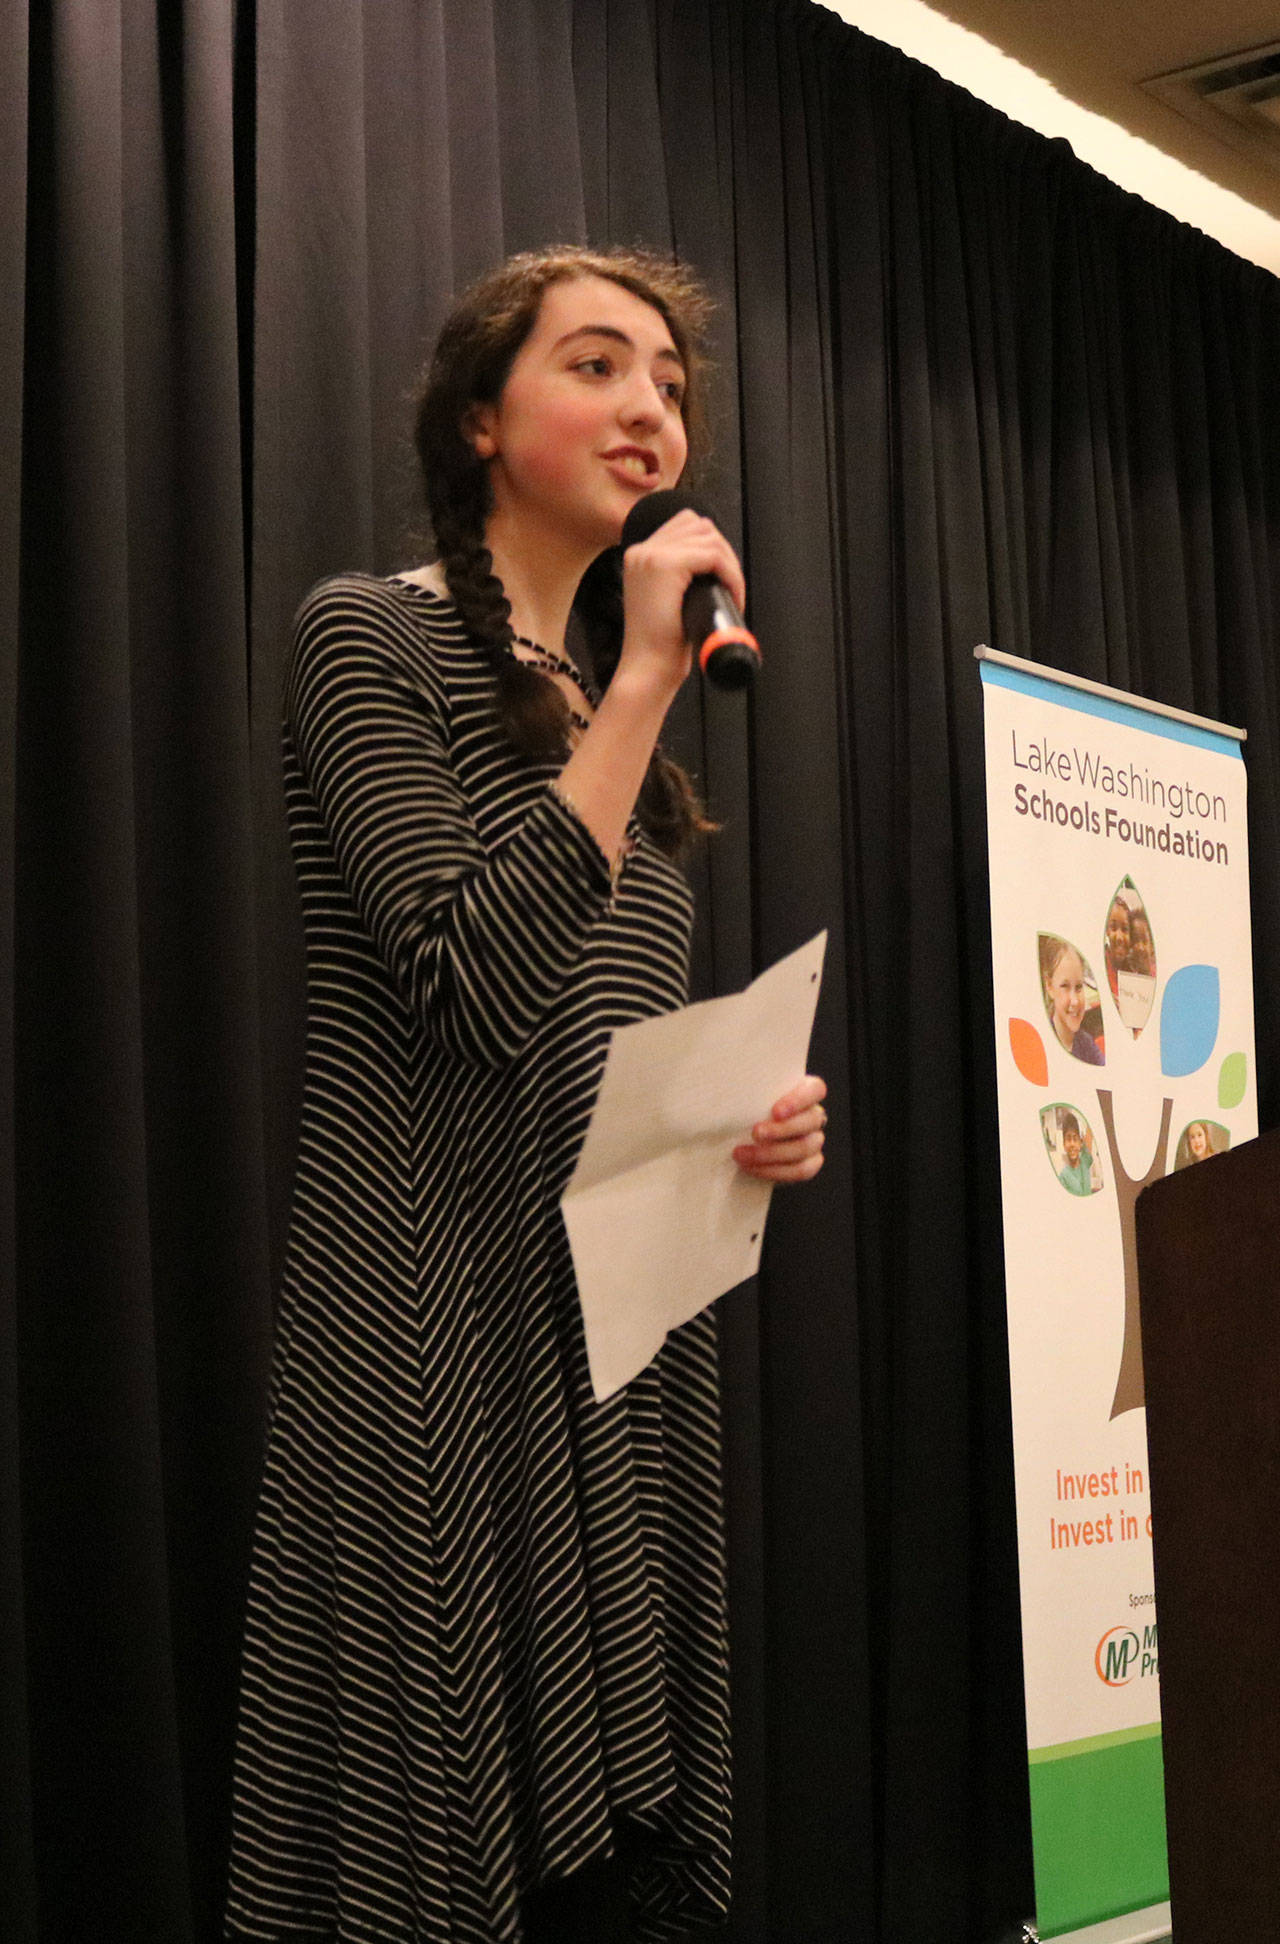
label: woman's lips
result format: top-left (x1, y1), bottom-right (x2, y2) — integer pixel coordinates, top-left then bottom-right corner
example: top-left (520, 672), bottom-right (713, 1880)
top-left (602, 448), bottom-right (657, 483)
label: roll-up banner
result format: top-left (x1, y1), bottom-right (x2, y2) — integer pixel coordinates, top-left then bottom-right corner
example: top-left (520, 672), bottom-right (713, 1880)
top-left (977, 649), bottom-right (1256, 1942)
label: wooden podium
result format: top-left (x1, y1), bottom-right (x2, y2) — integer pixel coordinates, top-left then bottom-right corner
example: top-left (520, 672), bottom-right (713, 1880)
top-left (1135, 1129), bottom-right (1280, 1939)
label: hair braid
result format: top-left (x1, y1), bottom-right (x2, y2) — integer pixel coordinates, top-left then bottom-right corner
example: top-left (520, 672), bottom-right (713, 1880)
top-left (433, 479), bottom-right (575, 762)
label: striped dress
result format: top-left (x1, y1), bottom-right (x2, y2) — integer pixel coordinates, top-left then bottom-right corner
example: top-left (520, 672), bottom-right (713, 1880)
top-left (226, 576), bottom-right (731, 1943)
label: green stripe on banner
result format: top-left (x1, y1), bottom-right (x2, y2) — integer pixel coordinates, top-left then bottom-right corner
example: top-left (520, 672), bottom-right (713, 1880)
top-left (1028, 1732), bottom-right (1169, 1938)
top-left (1028, 1721), bottom-right (1163, 1763)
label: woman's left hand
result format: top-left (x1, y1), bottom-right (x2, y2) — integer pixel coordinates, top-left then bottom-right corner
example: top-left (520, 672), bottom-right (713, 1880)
top-left (733, 1075), bottom-right (828, 1184)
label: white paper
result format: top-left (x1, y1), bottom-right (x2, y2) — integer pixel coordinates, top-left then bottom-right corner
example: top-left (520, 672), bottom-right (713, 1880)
top-left (563, 931), bottom-right (827, 1401)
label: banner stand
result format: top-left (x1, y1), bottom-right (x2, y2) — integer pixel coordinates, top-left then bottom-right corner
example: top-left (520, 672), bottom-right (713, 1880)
top-left (1032, 1903), bottom-right (1171, 1944)
top-left (977, 646), bottom-right (1254, 1940)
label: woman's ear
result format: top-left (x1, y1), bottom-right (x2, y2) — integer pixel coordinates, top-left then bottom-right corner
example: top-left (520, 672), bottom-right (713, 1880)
top-left (463, 403), bottom-right (498, 460)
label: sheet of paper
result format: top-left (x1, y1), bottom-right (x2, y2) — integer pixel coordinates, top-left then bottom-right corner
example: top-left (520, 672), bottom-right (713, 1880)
top-left (563, 931), bottom-right (827, 1402)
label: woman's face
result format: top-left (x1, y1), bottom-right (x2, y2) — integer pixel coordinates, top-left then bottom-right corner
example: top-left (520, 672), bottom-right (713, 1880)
top-left (1046, 949), bottom-right (1087, 1044)
top-left (1189, 1122), bottom-right (1209, 1159)
top-left (1107, 904), bottom-right (1130, 961)
top-left (469, 274), bottom-right (689, 556)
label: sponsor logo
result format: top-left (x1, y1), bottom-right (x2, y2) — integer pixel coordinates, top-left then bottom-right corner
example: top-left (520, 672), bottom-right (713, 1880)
top-left (1095, 1623), bottom-right (1158, 1685)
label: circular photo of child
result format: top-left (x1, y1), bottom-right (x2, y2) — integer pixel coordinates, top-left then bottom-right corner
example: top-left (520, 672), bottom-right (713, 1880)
top-left (1041, 1103), bottom-right (1104, 1196)
top-left (1038, 933), bottom-right (1104, 1065)
top-left (1103, 876), bottom-right (1157, 1038)
top-left (1174, 1119), bottom-right (1230, 1169)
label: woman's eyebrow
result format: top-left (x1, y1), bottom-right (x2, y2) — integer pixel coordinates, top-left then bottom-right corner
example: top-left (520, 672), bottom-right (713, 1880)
top-left (553, 324), bottom-right (684, 367)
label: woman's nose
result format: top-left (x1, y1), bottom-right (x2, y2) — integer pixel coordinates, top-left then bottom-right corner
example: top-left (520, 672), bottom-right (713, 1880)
top-left (620, 372), bottom-right (665, 429)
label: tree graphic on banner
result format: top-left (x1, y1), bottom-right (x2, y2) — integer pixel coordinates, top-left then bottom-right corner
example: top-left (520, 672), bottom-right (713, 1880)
top-left (1010, 877), bottom-right (1248, 1418)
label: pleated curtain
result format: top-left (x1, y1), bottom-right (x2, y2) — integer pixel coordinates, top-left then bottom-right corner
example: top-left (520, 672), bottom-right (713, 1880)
top-left (5, 2), bottom-right (1279, 1939)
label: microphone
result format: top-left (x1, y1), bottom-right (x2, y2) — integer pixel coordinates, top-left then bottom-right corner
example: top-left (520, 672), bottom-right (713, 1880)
top-left (620, 489), bottom-right (760, 690)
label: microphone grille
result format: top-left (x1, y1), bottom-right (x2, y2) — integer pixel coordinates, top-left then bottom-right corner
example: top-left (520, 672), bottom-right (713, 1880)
top-left (620, 488), bottom-right (700, 549)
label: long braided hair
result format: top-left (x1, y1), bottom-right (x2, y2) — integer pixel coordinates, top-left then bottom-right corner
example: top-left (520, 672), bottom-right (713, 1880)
top-left (412, 245), bottom-right (716, 860)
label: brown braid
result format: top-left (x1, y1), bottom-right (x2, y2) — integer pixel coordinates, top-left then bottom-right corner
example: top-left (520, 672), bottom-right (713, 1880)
top-left (411, 245), bottom-right (716, 859)
top-left (431, 494), bottom-right (573, 762)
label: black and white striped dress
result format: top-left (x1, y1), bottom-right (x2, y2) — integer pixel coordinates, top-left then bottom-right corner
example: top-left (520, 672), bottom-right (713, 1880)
top-left (226, 576), bottom-right (730, 1942)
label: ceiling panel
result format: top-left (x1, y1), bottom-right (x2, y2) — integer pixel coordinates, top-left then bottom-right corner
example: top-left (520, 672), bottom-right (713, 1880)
top-left (930, 0), bottom-right (1280, 219)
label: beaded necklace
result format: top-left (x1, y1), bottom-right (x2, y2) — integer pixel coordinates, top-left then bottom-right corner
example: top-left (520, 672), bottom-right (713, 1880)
top-left (510, 633), bottom-right (600, 736)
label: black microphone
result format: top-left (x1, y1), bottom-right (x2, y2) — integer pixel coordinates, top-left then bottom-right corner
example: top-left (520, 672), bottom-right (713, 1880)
top-left (620, 489), bottom-right (760, 691)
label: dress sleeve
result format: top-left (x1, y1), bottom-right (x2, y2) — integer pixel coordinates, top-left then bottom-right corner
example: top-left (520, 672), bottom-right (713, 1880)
top-left (287, 576), bottom-right (616, 1069)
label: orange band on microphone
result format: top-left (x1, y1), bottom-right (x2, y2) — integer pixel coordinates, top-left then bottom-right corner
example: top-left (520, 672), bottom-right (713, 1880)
top-left (698, 625), bottom-right (759, 674)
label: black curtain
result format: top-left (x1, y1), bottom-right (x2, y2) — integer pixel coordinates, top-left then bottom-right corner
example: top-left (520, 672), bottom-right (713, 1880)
top-left (8, 2), bottom-right (273, 1940)
top-left (6, 1), bottom-right (1280, 1940)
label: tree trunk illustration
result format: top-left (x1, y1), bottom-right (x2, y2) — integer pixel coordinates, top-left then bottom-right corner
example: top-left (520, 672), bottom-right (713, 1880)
top-left (1094, 1087), bottom-right (1173, 1419)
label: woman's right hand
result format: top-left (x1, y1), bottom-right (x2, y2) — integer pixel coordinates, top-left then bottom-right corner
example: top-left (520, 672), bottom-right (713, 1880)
top-left (554, 509), bottom-right (745, 867)
top-left (617, 508), bottom-right (747, 703)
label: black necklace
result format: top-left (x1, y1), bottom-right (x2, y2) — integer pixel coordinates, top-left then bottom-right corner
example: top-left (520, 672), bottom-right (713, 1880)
top-left (510, 633), bottom-right (600, 733)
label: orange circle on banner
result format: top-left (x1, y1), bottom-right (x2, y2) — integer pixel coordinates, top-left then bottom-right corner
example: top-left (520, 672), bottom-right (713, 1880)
top-left (1009, 1017), bottom-right (1048, 1086)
